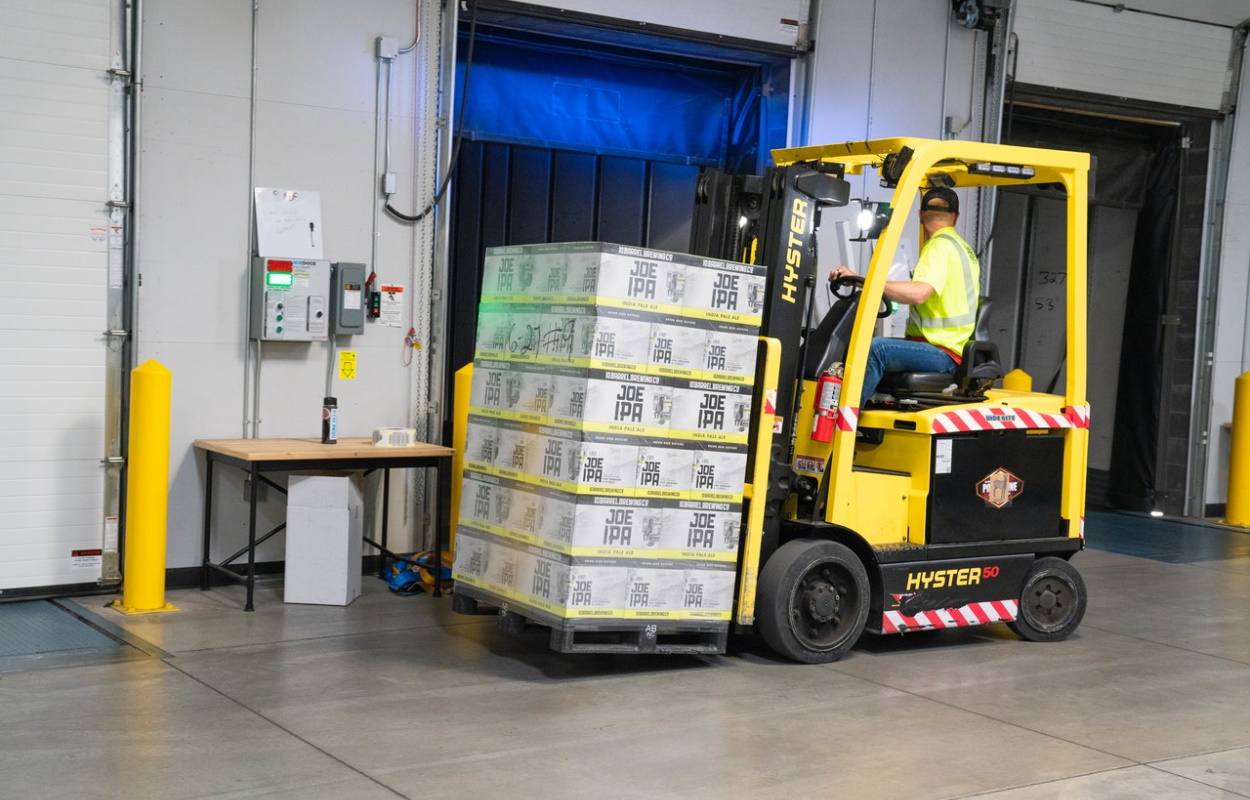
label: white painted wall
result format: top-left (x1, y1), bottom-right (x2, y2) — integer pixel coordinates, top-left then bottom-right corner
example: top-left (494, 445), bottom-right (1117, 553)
top-left (142, 0), bottom-right (435, 568)
top-left (1206, 45), bottom-right (1250, 506)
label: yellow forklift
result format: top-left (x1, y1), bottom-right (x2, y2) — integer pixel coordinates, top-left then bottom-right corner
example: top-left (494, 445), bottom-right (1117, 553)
top-left (452, 137), bottom-right (1091, 664)
top-left (694, 137), bottom-right (1091, 662)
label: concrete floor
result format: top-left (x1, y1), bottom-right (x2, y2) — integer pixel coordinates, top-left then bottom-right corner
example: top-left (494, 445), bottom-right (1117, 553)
top-left (4, 514), bottom-right (1250, 800)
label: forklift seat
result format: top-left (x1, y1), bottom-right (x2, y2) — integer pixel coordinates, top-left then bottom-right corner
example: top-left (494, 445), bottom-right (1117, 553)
top-left (879, 294), bottom-right (1002, 404)
top-left (882, 339), bottom-right (1003, 400)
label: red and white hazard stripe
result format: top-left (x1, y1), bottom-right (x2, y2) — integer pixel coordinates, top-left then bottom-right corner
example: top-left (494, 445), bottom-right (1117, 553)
top-left (1064, 404), bottom-right (1091, 428)
top-left (881, 600), bottom-right (1019, 634)
top-left (835, 406), bottom-right (858, 432)
top-left (931, 405), bottom-right (1090, 434)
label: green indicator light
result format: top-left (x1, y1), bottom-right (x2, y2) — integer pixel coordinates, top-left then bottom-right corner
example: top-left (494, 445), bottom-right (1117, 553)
top-left (267, 272), bottom-right (294, 288)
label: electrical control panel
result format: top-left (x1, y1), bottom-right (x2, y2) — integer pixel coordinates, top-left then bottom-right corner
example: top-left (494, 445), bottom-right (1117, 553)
top-left (330, 262), bottom-right (366, 335)
top-left (250, 257), bottom-right (331, 341)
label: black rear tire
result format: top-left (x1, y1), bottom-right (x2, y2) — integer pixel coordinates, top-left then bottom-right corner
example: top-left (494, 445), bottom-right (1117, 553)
top-left (756, 538), bottom-right (870, 664)
top-left (1007, 557), bottom-right (1087, 642)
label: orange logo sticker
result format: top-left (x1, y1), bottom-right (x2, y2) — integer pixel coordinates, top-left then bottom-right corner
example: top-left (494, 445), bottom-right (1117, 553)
top-left (977, 468), bottom-right (1023, 509)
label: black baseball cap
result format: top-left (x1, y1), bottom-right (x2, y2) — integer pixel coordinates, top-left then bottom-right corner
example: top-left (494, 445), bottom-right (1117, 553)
top-left (921, 186), bottom-right (959, 213)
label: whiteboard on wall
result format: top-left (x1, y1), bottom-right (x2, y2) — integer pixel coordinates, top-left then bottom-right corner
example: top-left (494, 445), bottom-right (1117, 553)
top-left (254, 188), bottom-right (324, 259)
top-left (515, 0), bottom-right (809, 48)
top-left (1013, 0), bottom-right (1233, 111)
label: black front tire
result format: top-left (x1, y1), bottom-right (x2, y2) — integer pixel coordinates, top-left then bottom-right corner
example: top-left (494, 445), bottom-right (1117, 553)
top-left (756, 538), bottom-right (871, 664)
top-left (1008, 557), bottom-right (1087, 643)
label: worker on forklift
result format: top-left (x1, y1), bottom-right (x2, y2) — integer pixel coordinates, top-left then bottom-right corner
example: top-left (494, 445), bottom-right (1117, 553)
top-left (829, 186), bottom-right (980, 406)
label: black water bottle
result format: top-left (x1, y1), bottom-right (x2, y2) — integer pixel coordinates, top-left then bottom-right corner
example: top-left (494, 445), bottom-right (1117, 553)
top-left (321, 396), bottom-right (338, 444)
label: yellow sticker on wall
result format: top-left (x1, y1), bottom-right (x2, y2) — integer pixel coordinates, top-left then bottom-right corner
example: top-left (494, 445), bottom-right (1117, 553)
top-left (338, 350), bottom-right (357, 380)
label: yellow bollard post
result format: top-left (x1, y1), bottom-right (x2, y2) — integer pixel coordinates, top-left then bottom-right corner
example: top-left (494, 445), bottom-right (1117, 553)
top-left (1226, 372), bottom-right (1250, 527)
top-left (1002, 368), bottom-right (1032, 392)
top-left (111, 360), bottom-right (178, 615)
top-left (448, 362), bottom-right (473, 553)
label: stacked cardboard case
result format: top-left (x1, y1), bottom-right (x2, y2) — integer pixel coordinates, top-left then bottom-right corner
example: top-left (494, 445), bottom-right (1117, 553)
top-left (452, 242), bottom-right (765, 633)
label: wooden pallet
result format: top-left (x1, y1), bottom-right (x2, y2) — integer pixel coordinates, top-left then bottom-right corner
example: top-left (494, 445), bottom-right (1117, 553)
top-left (452, 584), bottom-right (729, 655)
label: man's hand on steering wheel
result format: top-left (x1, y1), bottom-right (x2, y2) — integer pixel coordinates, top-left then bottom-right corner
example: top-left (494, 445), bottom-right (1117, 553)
top-left (828, 266), bottom-right (863, 298)
top-left (828, 266), bottom-right (893, 319)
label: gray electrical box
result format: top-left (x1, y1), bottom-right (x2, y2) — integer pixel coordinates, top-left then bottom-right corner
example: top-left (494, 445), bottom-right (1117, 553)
top-left (331, 261), bottom-right (366, 335)
top-left (250, 257), bottom-right (331, 341)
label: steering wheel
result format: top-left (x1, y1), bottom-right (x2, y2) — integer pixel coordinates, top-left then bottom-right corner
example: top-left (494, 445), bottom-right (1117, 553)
top-left (829, 274), bottom-right (893, 319)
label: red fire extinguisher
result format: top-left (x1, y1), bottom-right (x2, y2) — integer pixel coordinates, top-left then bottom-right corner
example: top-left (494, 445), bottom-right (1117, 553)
top-left (812, 363), bottom-right (844, 443)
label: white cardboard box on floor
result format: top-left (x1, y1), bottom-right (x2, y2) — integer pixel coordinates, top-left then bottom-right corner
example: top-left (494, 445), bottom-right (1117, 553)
top-left (284, 474), bottom-right (364, 606)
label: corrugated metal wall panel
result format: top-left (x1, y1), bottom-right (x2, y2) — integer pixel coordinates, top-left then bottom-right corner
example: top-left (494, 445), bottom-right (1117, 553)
top-left (0, 0), bottom-right (112, 591)
top-left (1013, 0), bottom-right (1233, 111)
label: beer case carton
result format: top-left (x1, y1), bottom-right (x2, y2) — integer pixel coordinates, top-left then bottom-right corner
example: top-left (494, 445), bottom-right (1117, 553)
top-left (648, 317), bottom-right (707, 379)
top-left (459, 472), bottom-right (505, 529)
top-left (568, 431), bottom-right (640, 495)
top-left (623, 564), bottom-right (687, 619)
top-left (464, 417), bottom-right (501, 471)
top-left (481, 241), bottom-right (763, 324)
top-left (691, 442), bottom-right (750, 501)
top-left (681, 258), bottom-right (767, 326)
top-left (681, 562), bottom-right (738, 620)
top-left (493, 420), bottom-right (544, 480)
top-left (520, 367), bottom-right (555, 420)
top-left (541, 304), bottom-right (652, 370)
top-left (480, 248), bottom-right (543, 300)
top-left (634, 438), bottom-right (696, 498)
top-left (567, 495), bottom-right (665, 555)
top-left (469, 360), bottom-right (514, 419)
top-left (547, 367), bottom-right (590, 424)
top-left (473, 305), bottom-right (542, 362)
top-left (588, 251), bottom-right (687, 314)
top-left (702, 321), bottom-right (760, 384)
top-left (452, 526), bottom-right (491, 583)
top-left (542, 555), bottom-right (630, 620)
top-left (549, 369), bottom-right (671, 436)
top-left (483, 536), bottom-right (526, 595)
top-left (500, 480), bottom-right (546, 542)
top-left (669, 379), bottom-right (754, 444)
top-left (483, 242), bottom-right (687, 309)
top-left (660, 499), bottom-right (743, 559)
top-left (528, 553), bottom-right (628, 619)
top-left (530, 426), bottom-right (580, 488)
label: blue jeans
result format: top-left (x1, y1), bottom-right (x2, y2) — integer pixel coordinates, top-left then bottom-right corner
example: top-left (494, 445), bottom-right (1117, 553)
top-left (859, 338), bottom-right (957, 407)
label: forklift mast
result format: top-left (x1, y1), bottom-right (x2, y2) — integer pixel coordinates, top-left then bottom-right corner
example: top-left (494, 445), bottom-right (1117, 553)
top-left (690, 163), bottom-right (851, 564)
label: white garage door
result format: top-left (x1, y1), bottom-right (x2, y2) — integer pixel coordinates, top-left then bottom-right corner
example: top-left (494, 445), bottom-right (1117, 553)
top-left (0, 0), bottom-right (121, 593)
top-left (1013, 0), bottom-right (1234, 111)
top-left (515, 0), bottom-right (809, 49)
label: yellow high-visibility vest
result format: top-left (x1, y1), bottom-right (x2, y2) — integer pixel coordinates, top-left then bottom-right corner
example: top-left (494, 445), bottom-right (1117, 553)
top-left (905, 227), bottom-right (980, 357)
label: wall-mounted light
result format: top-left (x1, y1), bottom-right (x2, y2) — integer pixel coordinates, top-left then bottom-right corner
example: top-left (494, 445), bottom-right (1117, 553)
top-left (851, 199), bottom-right (892, 242)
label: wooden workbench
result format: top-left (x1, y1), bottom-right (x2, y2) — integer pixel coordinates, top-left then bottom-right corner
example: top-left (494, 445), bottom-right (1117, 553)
top-left (194, 437), bottom-right (455, 610)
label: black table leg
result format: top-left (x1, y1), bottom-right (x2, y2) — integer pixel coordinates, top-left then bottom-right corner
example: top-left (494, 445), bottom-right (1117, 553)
top-left (201, 456), bottom-right (214, 590)
top-left (434, 457), bottom-right (451, 597)
top-left (245, 462), bottom-right (259, 612)
top-left (380, 468), bottom-right (391, 580)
